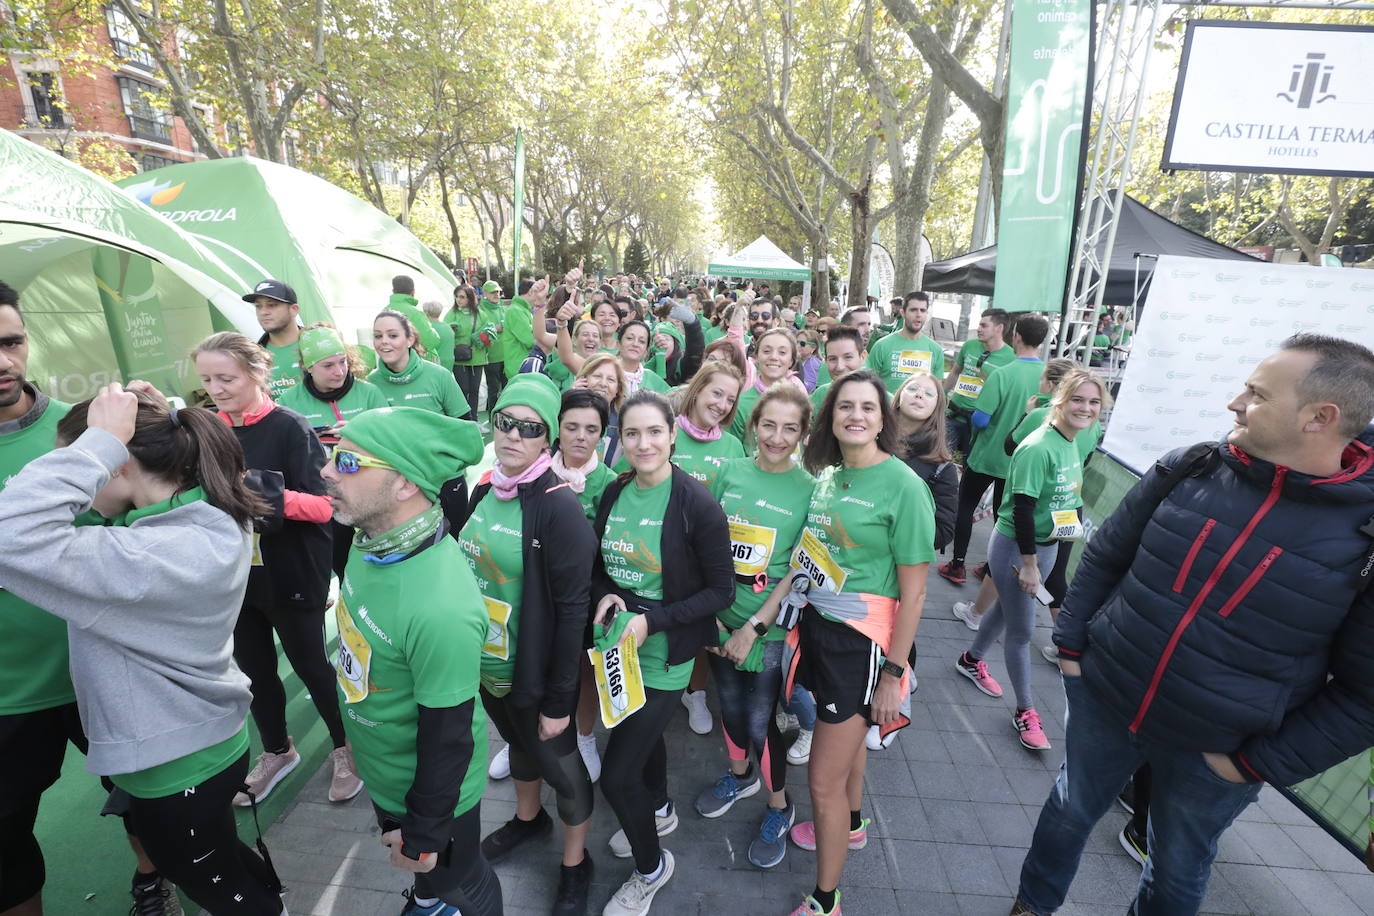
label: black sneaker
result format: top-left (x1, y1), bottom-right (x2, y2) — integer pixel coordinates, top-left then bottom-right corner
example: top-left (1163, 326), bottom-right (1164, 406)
top-left (480, 808), bottom-right (553, 862)
top-left (1118, 822), bottom-right (1148, 867)
top-left (130, 874), bottom-right (183, 916)
top-left (552, 850), bottom-right (594, 915)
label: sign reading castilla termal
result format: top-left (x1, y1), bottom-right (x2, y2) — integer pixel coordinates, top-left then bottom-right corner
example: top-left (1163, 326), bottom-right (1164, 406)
top-left (1163, 20), bottom-right (1374, 178)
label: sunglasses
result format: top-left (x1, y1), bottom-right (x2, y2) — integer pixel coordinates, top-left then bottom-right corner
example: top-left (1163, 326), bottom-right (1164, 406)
top-left (492, 411), bottom-right (548, 439)
top-left (750, 311), bottom-right (773, 320)
top-left (329, 446), bottom-right (396, 474)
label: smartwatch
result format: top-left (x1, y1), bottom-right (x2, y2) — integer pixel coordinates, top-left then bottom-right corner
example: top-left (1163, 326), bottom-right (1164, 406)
top-left (880, 660), bottom-right (904, 679)
top-left (748, 616), bottom-right (768, 638)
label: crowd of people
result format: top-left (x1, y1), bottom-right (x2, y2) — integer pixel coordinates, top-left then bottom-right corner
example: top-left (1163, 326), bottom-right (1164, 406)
top-left (0, 265), bottom-right (1371, 916)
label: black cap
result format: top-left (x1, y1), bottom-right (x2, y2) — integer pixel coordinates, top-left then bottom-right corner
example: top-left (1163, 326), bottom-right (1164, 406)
top-left (242, 279), bottom-right (297, 304)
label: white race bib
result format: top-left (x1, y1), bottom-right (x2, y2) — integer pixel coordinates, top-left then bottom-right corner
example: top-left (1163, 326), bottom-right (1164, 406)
top-left (482, 597), bottom-right (514, 660)
top-left (896, 350), bottom-right (932, 375)
top-left (1050, 509), bottom-right (1084, 541)
top-left (953, 374), bottom-right (985, 399)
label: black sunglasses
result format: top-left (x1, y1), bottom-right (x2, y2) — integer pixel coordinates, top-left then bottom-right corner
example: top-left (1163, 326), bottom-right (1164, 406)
top-left (492, 411), bottom-right (548, 439)
top-left (750, 311), bottom-right (773, 320)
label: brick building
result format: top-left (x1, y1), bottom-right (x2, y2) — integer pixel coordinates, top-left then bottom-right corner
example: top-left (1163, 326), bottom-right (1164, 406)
top-left (1, 4), bottom-right (213, 172)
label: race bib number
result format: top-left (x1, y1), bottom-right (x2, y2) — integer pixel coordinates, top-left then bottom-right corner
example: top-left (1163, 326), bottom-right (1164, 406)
top-left (953, 374), bottom-right (985, 399)
top-left (897, 350), bottom-right (932, 375)
top-left (334, 598), bottom-right (373, 705)
top-left (791, 529), bottom-right (848, 595)
top-left (482, 597), bottom-right (513, 660)
top-left (251, 532), bottom-right (263, 567)
top-left (1051, 509), bottom-right (1084, 541)
top-left (587, 634), bottom-right (647, 728)
top-left (729, 521), bottom-right (777, 577)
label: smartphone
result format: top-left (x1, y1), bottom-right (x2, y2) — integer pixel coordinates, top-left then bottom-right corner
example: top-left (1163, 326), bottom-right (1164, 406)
top-left (1011, 565), bottom-right (1055, 606)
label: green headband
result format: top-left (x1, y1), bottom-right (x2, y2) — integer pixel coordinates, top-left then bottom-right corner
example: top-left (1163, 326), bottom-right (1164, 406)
top-left (298, 326), bottom-right (346, 369)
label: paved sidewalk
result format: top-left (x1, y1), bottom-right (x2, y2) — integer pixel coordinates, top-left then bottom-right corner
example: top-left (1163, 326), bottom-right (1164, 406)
top-left (262, 531), bottom-right (1374, 916)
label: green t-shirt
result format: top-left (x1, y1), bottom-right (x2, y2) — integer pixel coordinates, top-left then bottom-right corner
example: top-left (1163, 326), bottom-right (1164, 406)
top-left (478, 299), bottom-right (506, 365)
top-left (729, 387), bottom-right (762, 444)
top-left (712, 458), bottom-right (814, 635)
top-left (948, 340), bottom-right (1016, 412)
top-left (431, 318), bottom-right (457, 371)
top-left (1011, 407), bottom-right (1102, 464)
top-left (0, 396), bottom-right (76, 714)
top-left (809, 381), bottom-right (830, 412)
top-left (368, 353), bottom-right (468, 418)
top-left (673, 430), bottom-right (744, 491)
top-left (863, 331), bottom-right (945, 393)
top-left (459, 494), bottom-right (525, 696)
top-left (600, 477), bottom-right (689, 690)
top-left (996, 424), bottom-right (1086, 543)
top-left (503, 300), bottom-right (535, 380)
top-left (629, 367), bottom-right (670, 395)
top-left (800, 456), bottom-right (936, 602)
top-left (277, 377), bottom-right (388, 432)
top-left (113, 724), bottom-right (249, 799)
top-left (965, 358), bottom-right (1045, 479)
top-left (703, 324), bottom-right (725, 345)
top-left (265, 342), bottom-right (302, 401)
top-left (334, 538), bottom-right (488, 819)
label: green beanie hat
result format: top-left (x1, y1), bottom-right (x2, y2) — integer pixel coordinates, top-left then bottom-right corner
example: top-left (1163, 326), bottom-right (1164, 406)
top-left (657, 323), bottom-right (685, 355)
top-left (298, 326), bottom-right (346, 369)
top-left (482, 279), bottom-right (502, 294)
top-left (342, 407), bottom-right (484, 500)
top-left (386, 302), bottom-right (441, 357)
top-left (493, 373), bottom-right (560, 432)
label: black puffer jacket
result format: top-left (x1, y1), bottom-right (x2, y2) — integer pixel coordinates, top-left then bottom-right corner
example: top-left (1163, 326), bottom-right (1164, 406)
top-left (1056, 430), bottom-right (1374, 787)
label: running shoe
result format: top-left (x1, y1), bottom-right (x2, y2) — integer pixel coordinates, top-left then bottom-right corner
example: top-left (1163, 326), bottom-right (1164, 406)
top-left (864, 725), bottom-right (896, 751)
top-left (1118, 822), bottom-right (1148, 867)
top-left (952, 600), bottom-right (981, 631)
top-left (789, 817), bottom-right (869, 851)
top-left (609, 802), bottom-right (677, 858)
top-left (1013, 707), bottom-right (1051, 751)
top-left (481, 808), bottom-right (553, 862)
top-left (681, 689), bottom-right (713, 735)
top-left (553, 851), bottom-right (594, 916)
top-left (1009, 899), bottom-right (1036, 916)
top-left (398, 889), bottom-right (460, 915)
top-left (971, 562), bottom-right (990, 582)
top-left (787, 893), bottom-right (841, 916)
top-left (955, 653), bottom-right (1003, 698)
top-left (1040, 644), bottom-right (1060, 666)
top-left (578, 732), bottom-right (602, 783)
top-left (603, 850), bottom-right (675, 916)
top-left (749, 801), bottom-right (795, 869)
top-left (233, 738), bottom-right (300, 806)
top-left (787, 728), bottom-right (813, 765)
top-left (328, 745), bottom-right (363, 802)
top-left (937, 560), bottom-right (967, 585)
top-left (130, 874), bottom-right (183, 916)
top-left (695, 768), bottom-right (761, 818)
top-left (488, 743), bottom-right (511, 779)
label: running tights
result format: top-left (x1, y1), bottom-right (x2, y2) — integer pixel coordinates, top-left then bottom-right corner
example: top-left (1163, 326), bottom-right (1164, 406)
top-left (707, 644), bottom-right (787, 795)
top-left (482, 690), bottom-right (594, 826)
top-left (969, 531), bottom-right (1057, 709)
top-left (600, 687), bottom-right (681, 875)
top-left (952, 469), bottom-right (1006, 564)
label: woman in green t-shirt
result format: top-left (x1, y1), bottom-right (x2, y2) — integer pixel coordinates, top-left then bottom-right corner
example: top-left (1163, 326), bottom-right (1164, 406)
top-left (615, 321), bottom-right (670, 395)
top-left (673, 362), bottom-right (745, 489)
top-left (955, 368), bottom-right (1108, 754)
top-left (694, 385), bottom-right (815, 872)
top-left (591, 390), bottom-right (734, 913)
top-left (787, 369), bottom-right (935, 916)
top-left (367, 310), bottom-right (467, 419)
top-left (572, 354), bottom-right (627, 469)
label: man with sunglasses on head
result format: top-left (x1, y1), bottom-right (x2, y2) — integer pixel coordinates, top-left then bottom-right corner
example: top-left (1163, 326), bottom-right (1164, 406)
top-left (322, 407), bottom-right (499, 916)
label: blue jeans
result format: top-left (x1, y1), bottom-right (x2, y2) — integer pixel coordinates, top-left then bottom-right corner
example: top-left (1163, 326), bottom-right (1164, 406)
top-left (782, 683), bottom-right (816, 731)
top-left (1017, 675), bottom-right (1262, 916)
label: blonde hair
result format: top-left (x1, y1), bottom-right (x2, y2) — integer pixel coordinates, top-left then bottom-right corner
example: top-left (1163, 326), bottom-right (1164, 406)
top-left (1049, 368), bottom-right (1112, 427)
top-left (680, 362), bottom-right (745, 430)
top-left (894, 371), bottom-right (951, 463)
top-left (749, 381), bottom-right (813, 439)
top-left (192, 332), bottom-right (272, 390)
top-left (576, 353), bottom-right (628, 411)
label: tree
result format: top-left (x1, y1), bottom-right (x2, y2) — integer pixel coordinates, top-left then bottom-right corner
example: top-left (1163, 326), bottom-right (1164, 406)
top-left (623, 238), bottom-right (651, 276)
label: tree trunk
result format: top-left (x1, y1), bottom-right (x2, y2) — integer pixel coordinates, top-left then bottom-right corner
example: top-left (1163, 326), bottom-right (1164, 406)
top-left (437, 167), bottom-right (463, 266)
top-left (846, 178), bottom-right (873, 312)
top-left (893, 78), bottom-right (951, 297)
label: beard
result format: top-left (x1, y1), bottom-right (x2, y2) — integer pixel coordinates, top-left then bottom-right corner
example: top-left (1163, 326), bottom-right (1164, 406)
top-left (0, 375), bottom-right (26, 409)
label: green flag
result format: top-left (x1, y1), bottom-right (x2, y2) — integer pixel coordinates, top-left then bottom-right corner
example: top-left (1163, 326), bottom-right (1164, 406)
top-left (512, 128), bottom-right (525, 289)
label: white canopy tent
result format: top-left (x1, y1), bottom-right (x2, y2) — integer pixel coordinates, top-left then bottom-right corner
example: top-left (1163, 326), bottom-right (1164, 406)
top-left (707, 236), bottom-right (810, 281)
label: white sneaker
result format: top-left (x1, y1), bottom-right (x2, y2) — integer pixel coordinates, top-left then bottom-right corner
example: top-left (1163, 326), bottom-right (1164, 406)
top-left (681, 689), bottom-right (712, 735)
top-left (603, 850), bottom-right (675, 915)
top-left (1040, 644), bottom-right (1060, 665)
top-left (578, 731), bottom-right (602, 783)
top-left (787, 728), bottom-right (813, 765)
top-left (864, 724), bottom-right (897, 751)
top-left (609, 802), bottom-right (678, 858)
top-left (488, 744), bottom-right (511, 780)
top-left (953, 600), bottom-right (982, 631)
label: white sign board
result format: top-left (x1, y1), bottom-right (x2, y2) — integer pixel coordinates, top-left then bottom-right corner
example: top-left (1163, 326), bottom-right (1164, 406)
top-left (1102, 255), bottom-right (1374, 475)
top-left (1163, 21), bottom-right (1374, 178)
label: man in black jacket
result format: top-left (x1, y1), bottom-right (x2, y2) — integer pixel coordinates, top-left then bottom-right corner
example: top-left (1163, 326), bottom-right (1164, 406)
top-left (1011, 333), bottom-right (1374, 916)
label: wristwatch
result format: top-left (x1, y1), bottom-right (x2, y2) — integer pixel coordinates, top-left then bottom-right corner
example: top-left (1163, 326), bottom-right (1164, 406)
top-left (747, 616), bottom-right (768, 637)
top-left (880, 660), bottom-right (904, 679)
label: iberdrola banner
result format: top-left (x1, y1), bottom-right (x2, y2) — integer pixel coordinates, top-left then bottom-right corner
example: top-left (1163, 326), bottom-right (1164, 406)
top-left (993, 0), bottom-right (1093, 313)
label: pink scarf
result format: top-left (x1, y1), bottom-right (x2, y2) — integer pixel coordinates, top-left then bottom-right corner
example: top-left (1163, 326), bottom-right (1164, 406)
top-left (551, 450), bottom-right (599, 494)
top-left (753, 372), bottom-right (806, 394)
top-left (492, 451), bottom-right (554, 501)
top-left (677, 414), bottom-right (721, 443)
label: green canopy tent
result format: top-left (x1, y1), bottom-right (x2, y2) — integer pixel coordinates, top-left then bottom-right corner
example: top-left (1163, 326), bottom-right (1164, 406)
top-left (707, 236), bottom-right (811, 282)
top-left (117, 157), bottom-right (457, 350)
top-left (0, 130), bottom-right (257, 403)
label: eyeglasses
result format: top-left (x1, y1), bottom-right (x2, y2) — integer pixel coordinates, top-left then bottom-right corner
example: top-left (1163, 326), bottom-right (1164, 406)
top-left (492, 411), bottom-right (548, 439)
top-left (750, 311), bottom-right (773, 320)
top-left (329, 446), bottom-right (396, 474)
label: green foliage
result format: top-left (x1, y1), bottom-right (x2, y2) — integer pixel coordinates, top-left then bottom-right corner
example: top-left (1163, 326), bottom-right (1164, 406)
top-left (623, 238), bottom-right (651, 277)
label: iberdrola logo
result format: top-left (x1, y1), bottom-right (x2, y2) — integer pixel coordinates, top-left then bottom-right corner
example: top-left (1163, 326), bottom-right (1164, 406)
top-left (124, 177), bottom-right (186, 207)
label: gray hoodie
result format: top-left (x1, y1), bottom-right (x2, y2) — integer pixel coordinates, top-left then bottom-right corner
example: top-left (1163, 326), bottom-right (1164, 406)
top-left (0, 428), bottom-right (253, 777)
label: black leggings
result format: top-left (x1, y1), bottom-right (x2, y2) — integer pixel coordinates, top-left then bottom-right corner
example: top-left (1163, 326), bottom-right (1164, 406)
top-left (482, 362), bottom-right (507, 414)
top-left (454, 366), bottom-right (480, 421)
top-left (0, 800), bottom-right (43, 910)
top-left (126, 751), bottom-right (281, 914)
top-left (233, 597), bottom-right (346, 752)
top-left (952, 469), bottom-right (1006, 564)
top-left (481, 690), bottom-right (594, 826)
top-left (600, 686), bottom-right (681, 874)
top-left (375, 804), bottom-right (502, 915)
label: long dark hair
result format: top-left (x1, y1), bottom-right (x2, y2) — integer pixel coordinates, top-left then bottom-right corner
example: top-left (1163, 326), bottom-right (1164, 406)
top-left (454, 285), bottom-right (478, 315)
top-left (57, 392), bottom-right (268, 528)
top-left (803, 369), bottom-right (904, 475)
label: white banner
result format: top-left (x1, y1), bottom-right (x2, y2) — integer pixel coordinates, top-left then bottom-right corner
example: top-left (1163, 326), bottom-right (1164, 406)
top-left (1163, 21), bottom-right (1374, 178)
top-left (1102, 255), bottom-right (1374, 475)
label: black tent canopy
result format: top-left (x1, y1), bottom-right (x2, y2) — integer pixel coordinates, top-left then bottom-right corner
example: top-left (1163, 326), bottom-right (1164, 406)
top-left (923, 192), bottom-right (1260, 306)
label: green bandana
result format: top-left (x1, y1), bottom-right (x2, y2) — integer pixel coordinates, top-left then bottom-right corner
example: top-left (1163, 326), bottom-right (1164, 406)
top-left (380, 348), bottom-right (423, 385)
top-left (298, 327), bottom-right (346, 369)
top-left (353, 502), bottom-right (444, 565)
top-left (342, 406), bottom-right (484, 500)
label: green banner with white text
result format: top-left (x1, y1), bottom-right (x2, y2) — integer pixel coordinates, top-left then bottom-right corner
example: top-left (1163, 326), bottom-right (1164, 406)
top-left (993, 0), bottom-right (1093, 313)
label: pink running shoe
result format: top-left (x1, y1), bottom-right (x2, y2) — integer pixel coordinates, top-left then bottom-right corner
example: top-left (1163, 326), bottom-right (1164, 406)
top-left (955, 654), bottom-right (1003, 698)
top-left (789, 818), bottom-right (870, 851)
top-left (1014, 707), bottom-right (1051, 751)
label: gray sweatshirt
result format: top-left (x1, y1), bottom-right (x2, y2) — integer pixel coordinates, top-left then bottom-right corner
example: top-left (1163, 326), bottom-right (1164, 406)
top-left (0, 428), bottom-right (253, 777)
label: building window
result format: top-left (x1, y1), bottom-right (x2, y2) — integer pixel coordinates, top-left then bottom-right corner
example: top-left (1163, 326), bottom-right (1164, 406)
top-left (26, 72), bottom-right (64, 127)
top-left (116, 76), bottom-right (172, 143)
top-left (106, 4), bottom-right (157, 71)
top-left (136, 153), bottom-right (180, 172)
